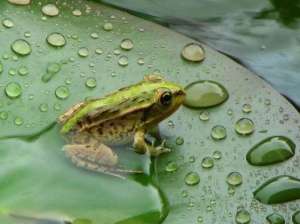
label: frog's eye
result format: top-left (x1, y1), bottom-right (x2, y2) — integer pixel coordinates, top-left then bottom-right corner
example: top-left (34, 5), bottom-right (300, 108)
top-left (160, 91), bottom-right (173, 106)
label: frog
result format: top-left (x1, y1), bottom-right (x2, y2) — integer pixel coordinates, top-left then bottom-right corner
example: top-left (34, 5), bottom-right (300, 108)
top-left (58, 74), bottom-right (185, 178)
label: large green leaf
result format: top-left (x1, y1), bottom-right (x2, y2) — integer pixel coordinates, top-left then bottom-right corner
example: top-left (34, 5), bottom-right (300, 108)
top-left (0, 0), bottom-right (299, 224)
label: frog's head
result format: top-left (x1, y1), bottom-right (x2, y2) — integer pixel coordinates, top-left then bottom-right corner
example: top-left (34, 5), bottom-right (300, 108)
top-left (142, 74), bottom-right (185, 126)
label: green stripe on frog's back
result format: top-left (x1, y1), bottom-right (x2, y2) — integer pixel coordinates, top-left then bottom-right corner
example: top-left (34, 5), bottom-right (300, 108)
top-left (60, 80), bottom-right (178, 134)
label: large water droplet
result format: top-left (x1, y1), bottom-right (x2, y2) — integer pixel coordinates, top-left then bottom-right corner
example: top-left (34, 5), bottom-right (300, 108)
top-left (184, 172), bottom-right (200, 186)
top-left (14, 117), bottom-right (24, 126)
top-left (254, 175), bottom-right (300, 204)
top-left (235, 209), bottom-right (251, 224)
top-left (55, 86), bottom-right (70, 100)
top-left (165, 161), bottom-right (178, 173)
top-left (211, 125), bottom-right (227, 140)
top-left (103, 22), bottom-right (113, 31)
top-left (47, 33), bottom-right (66, 47)
top-left (2, 18), bottom-right (14, 28)
top-left (120, 39), bottom-right (134, 50)
top-left (11, 39), bottom-right (32, 56)
top-left (199, 111), bottom-right (209, 121)
top-left (78, 48), bottom-right (89, 57)
top-left (42, 4), bottom-right (59, 17)
top-left (8, 0), bottom-right (31, 5)
top-left (184, 80), bottom-right (228, 109)
top-left (118, 55), bottom-right (129, 66)
top-left (72, 9), bottom-right (82, 17)
top-left (235, 118), bottom-right (255, 136)
top-left (246, 136), bottom-right (295, 166)
top-left (181, 43), bottom-right (205, 62)
top-left (5, 82), bottom-right (22, 99)
top-left (226, 172), bottom-right (243, 186)
top-left (201, 156), bottom-right (214, 168)
top-left (293, 211), bottom-right (300, 224)
top-left (266, 213), bottom-right (285, 224)
top-left (85, 78), bottom-right (97, 88)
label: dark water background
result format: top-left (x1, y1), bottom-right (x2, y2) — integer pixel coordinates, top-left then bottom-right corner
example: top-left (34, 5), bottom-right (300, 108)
top-left (98, 0), bottom-right (300, 108)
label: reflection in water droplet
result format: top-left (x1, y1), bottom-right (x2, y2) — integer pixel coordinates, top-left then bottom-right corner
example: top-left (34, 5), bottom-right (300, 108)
top-left (72, 9), bottom-right (82, 16)
top-left (175, 136), bottom-right (184, 145)
top-left (226, 172), bottom-right (243, 186)
top-left (14, 117), bottom-right (24, 126)
top-left (78, 47), bottom-right (89, 57)
top-left (118, 56), bottom-right (128, 66)
top-left (235, 209), bottom-right (251, 224)
top-left (42, 4), bottom-right (59, 17)
top-left (266, 213), bottom-right (285, 224)
top-left (184, 172), bottom-right (200, 186)
top-left (165, 161), bottom-right (178, 173)
top-left (0, 111), bottom-right (8, 120)
top-left (181, 43), bottom-right (205, 62)
top-left (254, 175), bottom-right (300, 204)
top-left (11, 39), bottom-right (32, 56)
top-left (293, 211), bottom-right (300, 224)
top-left (120, 39), bottom-right (134, 50)
top-left (184, 80), bottom-right (229, 109)
top-left (201, 156), bottom-right (214, 169)
top-left (85, 78), bottom-right (97, 88)
top-left (5, 82), bottom-right (22, 99)
top-left (2, 18), bottom-right (14, 28)
top-left (39, 103), bottom-right (48, 112)
top-left (103, 22), bottom-right (113, 31)
top-left (47, 33), bottom-right (66, 47)
top-left (211, 125), bottom-right (226, 140)
top-left (246, 136), bottom-right (295, 166)
top-left (242, 104), bottom-right (252, 113)
top-left (55, 86), bottom-right (70, 100)
top-left (199, 111), bottom-right (209, 121)
top-left (18, 66), bottom-right (29, 76)
top-left (235, 118), bottom-right (255, 136)
top-left (212, 151), bottom-right (222, 160)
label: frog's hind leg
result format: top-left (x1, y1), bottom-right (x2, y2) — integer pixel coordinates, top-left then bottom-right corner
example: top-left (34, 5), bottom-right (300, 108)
top-left (63, 143), bottom-right (143, 179)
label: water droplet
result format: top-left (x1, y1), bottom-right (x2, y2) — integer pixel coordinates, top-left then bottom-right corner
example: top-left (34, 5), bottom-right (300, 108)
top-left (42, 63), bottom-right (61, 82)
top-left (90, 33), bottom-right (99, 39)
top-left (78, 47), bottom-right (89, 57)
top-left (85, 78), bottom-right (97, 88)
top-left (8, 0), bottom-right (31, 5)
top-left (5, 82), bottom-right (22, 99)
top-left (39, 103), bottom-right (48, 112)
top-left (2, 18), bottom-right (14, 28)
top-left (103, 22), bottom-right (113, 31)
top-left (0, 111), bottom-right (8, 120)
top-left (175, 136), bottom-right (184, 145)
top-left (199, 111), bottom-right (209, 121)
top-left (72, 9), bottom-right (82, 16)
top-left (24, 31), bottom-right (31, 38)
top-left (227, 172), bottom-right (243, 186)
top-left (55, 86), bottom-right (70, 100)
top-left (201, 156), bottom-right (214, 168)
top-left (184, 80), bottom-right (229, 109)
top-left (53, 103), bottom-right (61, 111)
top-left (120, 39), bottom-right (134, 50)
top-left (181, 43), bottom-right (205, 62)
top-left (113, 49), bottom-right (121, 55)
top-left (242, 104), bottom-right (252, 113)
top-left (118, 55), bottom-right (128, 66)
top-left (212, 151), bottom-right (222, 160)
top-left (47, 33), bottom-right (66, 47)
top-left (95, 48), bottom-right (103, 55)
top-left (246, 136), bottom-right (295, 166)
top-left (266, 213), bottom-right (285, 224)
top-left (14, 117), bottom-right (24, 126)
top-left (254, 175), bottom-right (300, 204)
top-left (197, 216), bottom-right (203, 223)
top-left (8, 68), bottom-right (16, 76)
top-left (189, 156), bottom-right (196, 163)
top-left (235, 209), bottom-right (251, 224)
top-left (18, 66), bottom-right (29, 76)
top-left (211, 125), bottom-right (226, 140)
top-left (42, 4), bottom-right (59, 17)
top-left (293, 211), bottom-right (300, 224)
top-left (137, 58), bottom-right (145, 65)
top-left (11, 39), bottom-right (31, 56)
top-left (184, 172), bottom-right (200, 186)
top-left (235, 118), bottom-right (255, 136)
top-left (165, 161), bottom-right (178, 172)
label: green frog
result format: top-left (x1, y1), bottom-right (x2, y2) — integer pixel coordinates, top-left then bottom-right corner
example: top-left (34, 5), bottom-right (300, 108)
top-left (58, 74), bottom-right (185, 178)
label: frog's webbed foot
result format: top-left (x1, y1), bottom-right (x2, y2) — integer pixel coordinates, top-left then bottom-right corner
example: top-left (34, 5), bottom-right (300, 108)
top-left (63, 144), bottom-right (143, 179)
top-left (133, 129), bottom-right (171, 157)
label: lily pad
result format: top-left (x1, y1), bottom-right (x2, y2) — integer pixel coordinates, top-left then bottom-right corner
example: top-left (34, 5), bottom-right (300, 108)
top-left (0, 0), bottom-right (300, 224)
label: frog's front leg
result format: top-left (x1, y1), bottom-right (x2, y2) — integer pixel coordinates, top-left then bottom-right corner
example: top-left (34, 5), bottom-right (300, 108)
top-left (64, 143), bottom-right (142, 179)
top-left (133, 129), bottom-right (171, 156)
